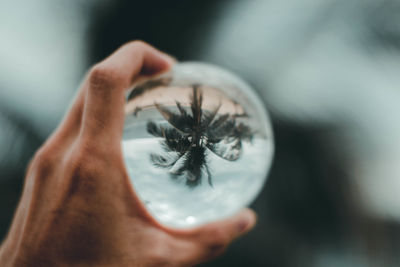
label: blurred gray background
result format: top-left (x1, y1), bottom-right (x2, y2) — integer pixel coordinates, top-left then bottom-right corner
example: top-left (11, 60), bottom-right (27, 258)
top-left (1, 0), bottom-right (400, 266)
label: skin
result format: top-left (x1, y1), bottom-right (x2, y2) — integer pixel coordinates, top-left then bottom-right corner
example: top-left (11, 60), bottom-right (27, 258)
top-left (0, 41), bottom-right (256, 267)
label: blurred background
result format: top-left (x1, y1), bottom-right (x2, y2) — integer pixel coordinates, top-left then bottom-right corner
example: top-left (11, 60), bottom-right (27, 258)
top-left (1, 0), bottom-right (400, 266)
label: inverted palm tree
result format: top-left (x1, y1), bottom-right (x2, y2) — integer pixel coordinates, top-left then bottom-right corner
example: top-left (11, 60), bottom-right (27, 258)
top-left (147, 84), bottom-right (253, 187)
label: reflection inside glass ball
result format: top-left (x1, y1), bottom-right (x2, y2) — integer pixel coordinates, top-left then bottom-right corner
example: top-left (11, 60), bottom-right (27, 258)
top-left (122, 62), bottom-right (274, 228)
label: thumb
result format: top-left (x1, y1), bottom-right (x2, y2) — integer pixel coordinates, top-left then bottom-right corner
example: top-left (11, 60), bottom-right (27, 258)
top-left (174, 208), bottom-right (257, 264)
top-left (194, 208), bottom-right (257, 247)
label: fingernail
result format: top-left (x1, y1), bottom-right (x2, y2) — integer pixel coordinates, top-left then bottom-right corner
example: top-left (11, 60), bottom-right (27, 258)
top-left (237, 210), bottom-right (256, 233)
top-left (237, 218), bottom-right (250, 233)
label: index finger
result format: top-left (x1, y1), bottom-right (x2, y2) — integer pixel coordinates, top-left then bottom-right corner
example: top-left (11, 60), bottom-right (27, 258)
top-left (81, 41), bottom-right (175, 148)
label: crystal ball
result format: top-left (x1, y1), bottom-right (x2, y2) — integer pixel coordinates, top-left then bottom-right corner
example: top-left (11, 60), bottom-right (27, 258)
top-left (122, 62), bottom-right (274, 228)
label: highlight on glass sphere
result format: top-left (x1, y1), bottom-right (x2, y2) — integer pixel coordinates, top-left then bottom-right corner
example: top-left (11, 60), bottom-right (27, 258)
top-left (122, 62), bottom-right (274, 228)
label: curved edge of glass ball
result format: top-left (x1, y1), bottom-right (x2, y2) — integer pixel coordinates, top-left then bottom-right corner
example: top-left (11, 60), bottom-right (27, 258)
top-left (124, 61), bottom-right (275, 227)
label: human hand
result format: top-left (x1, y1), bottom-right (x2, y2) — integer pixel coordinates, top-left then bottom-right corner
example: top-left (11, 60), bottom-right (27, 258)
top-left (0, 41), bottom-right (256, 267)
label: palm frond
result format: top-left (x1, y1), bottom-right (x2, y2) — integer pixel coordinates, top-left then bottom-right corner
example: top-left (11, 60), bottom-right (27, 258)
top-left (160, 127), bottom-right (190, 153)
top-left (201, 102), bottom-right (221, 130)
top-left (175, 101), bottom-right (188, 117)
top-left (207, 116), bottom-right (236, 142)
top-left (206, 137), bottom-right (242, 161)
top-left (147, 121), bottom-right (164, 137)
top-left (150, 153), bottom-right (180, 169)
top-left (233, 122), bottom-right (254, 142)
top-left (169, 152), bottom-right (189, 175)
top-left (210, 113), bottom-right (230, 128)
top-left (154, 103), bottom-right (192, 134)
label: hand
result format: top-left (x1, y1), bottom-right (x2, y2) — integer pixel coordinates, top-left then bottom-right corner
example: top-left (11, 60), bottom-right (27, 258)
top-left (0, 41), bottom-right (256, 267)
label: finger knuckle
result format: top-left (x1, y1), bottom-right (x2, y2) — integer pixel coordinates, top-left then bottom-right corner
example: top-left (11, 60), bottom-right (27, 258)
top-left (27, 144), bottom-right (63, 186)
top-left (88, 64), bottom-right (124, 90)
top-left (31, 146), bottom-right (56, 177)
top-left (33, 146), bottom-right (51, 165)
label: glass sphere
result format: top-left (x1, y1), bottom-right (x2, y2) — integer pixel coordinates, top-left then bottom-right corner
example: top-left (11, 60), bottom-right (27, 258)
top-left (122, 62), bottom-right (274, 228)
